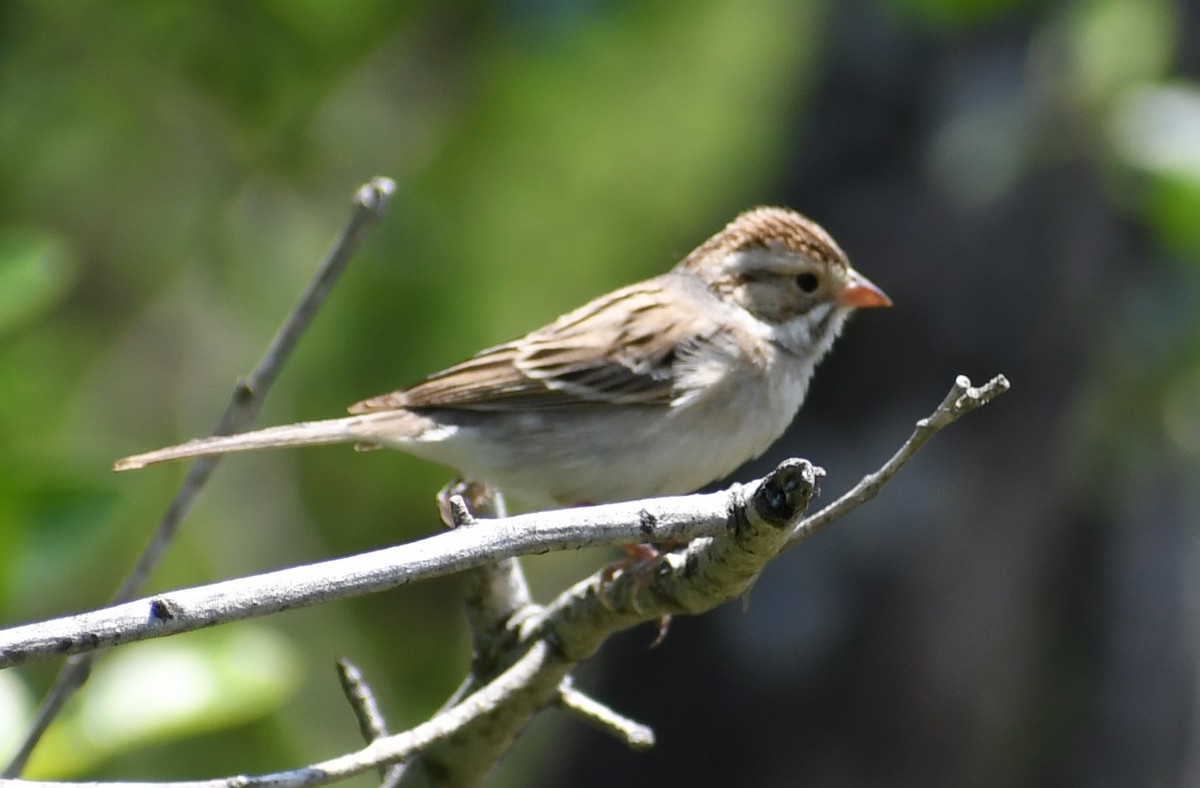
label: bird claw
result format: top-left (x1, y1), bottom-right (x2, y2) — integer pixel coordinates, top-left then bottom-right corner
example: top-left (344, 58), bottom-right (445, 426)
top-left (598, 544), bottom-right (675, 646)
top-left (648, 615), bottom-right (671, 649)
top-left (436, 478), bottom-right (498, 528)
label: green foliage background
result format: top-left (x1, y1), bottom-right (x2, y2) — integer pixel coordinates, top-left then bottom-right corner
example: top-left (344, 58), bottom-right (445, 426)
top-left (1, 0), bottom-right (1199, 785)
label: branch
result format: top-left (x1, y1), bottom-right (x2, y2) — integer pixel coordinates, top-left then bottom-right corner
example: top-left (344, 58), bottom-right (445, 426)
top-left (557, 680), bottom-right (655, 750)
top-left (335, 659), bottom-right (403, 785)
top-left (1, 462), bottom-right (817, 787)
top-left (438, 482), bottom-right (535, 668)
top-left (0, 488), bottom-right (745, 669)
top-left (382, 377), bottom-right (1011, 783)
top-left (1, 374), bottom-right (1008, 787)
top-left (396, 459), bottom-right (822, 785)
top-left (1, 178), bottom-right (396, 777)
top-left (7, 641), bottom-right (561, 788)
top-left (537, 459), bottom-right (821, 661)
top-left (786, 374), bottom-right (1010, 549)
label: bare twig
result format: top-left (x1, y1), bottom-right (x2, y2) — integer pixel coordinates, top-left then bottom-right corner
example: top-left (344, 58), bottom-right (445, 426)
top-left (398, 459), bottom-right (824, 786)
top-left (336, 658), bottom-right (404, 786)
top-left (441, 484), bottom-right (653, 760)
top-left (0, 375), bottom-right (1008, 787)
top-left (0, 484), bottom-right (754, 669)
top-left (1, 178), bottom-right (396, 777)
top-left (0, 462), bottom-right (819, 787)
top-left (4, 458), bottom-right (825, 782)
top-left (408, 481), bottom-right (546, 784)
top-left (440, 481), bottom-right (535, 672)
top-left (539, 459), bottom-right (822, 661)
top-left (336, 658), bottom-right (391, 749)
top-left (786, 374), bottom-right (1010, 549)
top-left (557, 680), bottom-right (655, 750)
top-left (6, 640), bottom-right (561, 788)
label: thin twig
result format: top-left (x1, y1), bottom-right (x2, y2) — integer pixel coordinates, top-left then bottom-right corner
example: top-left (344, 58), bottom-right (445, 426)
top-left (440, 481), bottom-right (536, 674)
top-left (399, 483), bottom-right (539, 785)
top-left (1, 460), bottom-right (815, 786)
top-left (6, 640), bottom-right (561, 788)
top-left (1, 178), bottom-right (396, 778)
top-left (0, 486), bottom-right (750, 669)
top-left (786, 374), bottom-right (1010, 549)
top-left (336, 658), bottom-right (404, 786)
top-left (0, 378), bottom-right (1012, 669)
top-left (389, 458), bottom-right (825, 787)
top-left (557, 680), bottom-right (655, 750)
top-left (0, 375), bottom-right (1008, 787)
top-left (337, 659), bottom-right (391, 750)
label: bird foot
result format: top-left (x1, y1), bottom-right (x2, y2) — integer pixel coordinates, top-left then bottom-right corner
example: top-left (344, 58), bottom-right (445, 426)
top-left (599, 543), bottom-right (674, 647)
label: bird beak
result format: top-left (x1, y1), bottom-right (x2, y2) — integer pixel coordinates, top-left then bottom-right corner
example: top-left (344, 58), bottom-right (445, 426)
top-left (837, 272), bottom-right (892, 308)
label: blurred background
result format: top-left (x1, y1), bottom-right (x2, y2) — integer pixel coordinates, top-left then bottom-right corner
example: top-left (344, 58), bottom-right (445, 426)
top-left (1, 0), bottom-right (1199, 785)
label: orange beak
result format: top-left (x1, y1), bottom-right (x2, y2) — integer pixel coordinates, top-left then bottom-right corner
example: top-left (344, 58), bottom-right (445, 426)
top-left (837, 272), bottom-right (892, 308)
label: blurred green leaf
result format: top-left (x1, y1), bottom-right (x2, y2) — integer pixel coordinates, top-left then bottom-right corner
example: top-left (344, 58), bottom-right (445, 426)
top-left (1068, 0), bottom-right (1175, 107)
top-left (1110, 84), bottom-right (1200, 184)
top-left (414, 0), bottom-right (824, 342)
top-left (1145, 177), bottom-right (1200, 258)
top-left (0, 481), bottom-right (120, 605)
top-left (25, 627), bottom-right (301, 778)
top-left (1108, 83), bottom-right (1200, 257)
top-left (887, 0), bottom-right (1039, 28)
top-left (0, 230), bottom-right (75, 336)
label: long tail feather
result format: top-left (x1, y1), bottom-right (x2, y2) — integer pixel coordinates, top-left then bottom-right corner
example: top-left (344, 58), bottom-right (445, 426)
top-left (114, 417), bottom-right (368, 471)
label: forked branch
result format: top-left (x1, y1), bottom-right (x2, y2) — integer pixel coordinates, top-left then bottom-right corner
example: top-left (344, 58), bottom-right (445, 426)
top-left (1, 374), bottom-right (1008, 787)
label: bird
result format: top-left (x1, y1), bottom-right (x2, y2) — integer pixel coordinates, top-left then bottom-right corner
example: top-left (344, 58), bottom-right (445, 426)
top-left (115, 207), bottom-right (891, 511)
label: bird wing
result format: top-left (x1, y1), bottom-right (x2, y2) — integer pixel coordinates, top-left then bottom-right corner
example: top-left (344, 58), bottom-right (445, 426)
top-left (348, 281), bottom-right (716, 413)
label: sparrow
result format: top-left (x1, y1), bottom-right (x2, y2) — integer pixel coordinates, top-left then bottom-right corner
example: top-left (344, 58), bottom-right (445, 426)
top-left (115, 207), bottom-right (891, 511)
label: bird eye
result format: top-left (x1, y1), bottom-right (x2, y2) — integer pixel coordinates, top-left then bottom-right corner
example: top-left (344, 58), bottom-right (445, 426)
top-left (795, 272), bottom-right (820, 293)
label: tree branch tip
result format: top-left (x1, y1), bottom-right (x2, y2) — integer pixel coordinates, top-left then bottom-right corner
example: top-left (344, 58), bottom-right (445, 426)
top-left (984, 373), bottom-right (1011, 394)
top-left (356, 177), bottom-right (396, 213)
top-left (233, 376), bottom-right (256, 398)
top-left (624, 727), bottom-right (657, 750)
top-left (335, 657), bottom-right (364, 684)
top-left (753, 458), bottom-right (823, 528)
top-left (558, 685), bottom-right (656, 750)
top-left (917, 373), bottom-right (1010, 429)
top-left (769, 457), bottom-right (825, 481)
top-left (954, 373), bottom-right (1010, 412)
top-left (335, 658), bottom-right (393, 759)
top-left (447, 495), bottom-right (476, 527)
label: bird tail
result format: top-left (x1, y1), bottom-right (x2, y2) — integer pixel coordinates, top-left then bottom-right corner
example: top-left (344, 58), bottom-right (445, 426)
top-left (114, 416), bottom-right (372, 471)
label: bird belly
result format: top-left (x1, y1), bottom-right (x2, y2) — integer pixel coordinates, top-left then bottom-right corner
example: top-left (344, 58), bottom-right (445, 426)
top-left (389, 354), bottom-right (812, 510)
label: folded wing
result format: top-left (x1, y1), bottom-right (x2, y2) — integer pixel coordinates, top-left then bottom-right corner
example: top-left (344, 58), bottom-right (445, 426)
top-left (349, 281), bottom-right (716, 413)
